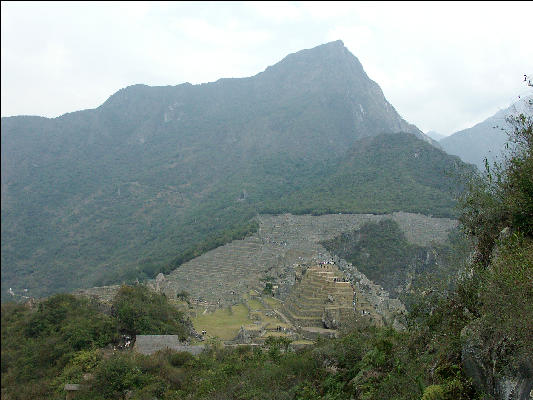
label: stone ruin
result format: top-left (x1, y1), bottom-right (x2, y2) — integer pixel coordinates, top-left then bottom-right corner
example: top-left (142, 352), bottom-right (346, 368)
top-left (156, 212), bottom-right (451, 328)
top-left (282, 263), bottom-right (355, 330)
top-left (71, 212), bottom-right (454, 333)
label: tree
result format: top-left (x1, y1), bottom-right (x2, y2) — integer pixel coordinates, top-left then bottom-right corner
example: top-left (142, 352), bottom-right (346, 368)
top-left (459, 99), bottom-right (532, 267)
top-left (457, 87), bottom-right (533, 393)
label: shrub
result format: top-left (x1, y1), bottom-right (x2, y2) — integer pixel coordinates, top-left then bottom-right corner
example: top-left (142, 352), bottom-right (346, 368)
top-left (169, 351), bottom-right (194, 367)
top-left (421, 385), bottom-right (446, 400)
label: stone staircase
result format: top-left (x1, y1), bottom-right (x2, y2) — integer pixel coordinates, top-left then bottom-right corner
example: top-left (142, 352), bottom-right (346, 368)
top-left (282, 264), bottom-right (355, 328)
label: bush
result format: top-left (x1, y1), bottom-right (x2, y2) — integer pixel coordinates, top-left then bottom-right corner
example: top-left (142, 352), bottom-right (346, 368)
top-left (169, 351), bottom-right (194, 367)
top-left (93, 353), bottom-right (148, 398)
top-left (112, 285), bottom-right (188, 338)
top-left (421, 385), bottom-right (446, 400)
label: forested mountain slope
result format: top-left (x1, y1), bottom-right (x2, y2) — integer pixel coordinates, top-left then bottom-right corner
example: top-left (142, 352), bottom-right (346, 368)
top-left (1, 41), bottom-right (467, 299)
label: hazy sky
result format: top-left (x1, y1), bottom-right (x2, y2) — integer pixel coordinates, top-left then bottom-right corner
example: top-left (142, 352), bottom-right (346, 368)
top-left (2, 1), bottom-right (532, 135)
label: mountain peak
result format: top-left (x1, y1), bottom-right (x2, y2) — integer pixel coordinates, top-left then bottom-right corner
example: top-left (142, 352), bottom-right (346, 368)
top-left (257, 40), bottom-right (368, 94)
top-left (314, 39), bottom-right (345, 49)
top-left (273, 39), bottom-right (356, 67)
top-left (2, 41), bottom-right (456, 299)
top-left (331, 39), bottom-right (344, 46)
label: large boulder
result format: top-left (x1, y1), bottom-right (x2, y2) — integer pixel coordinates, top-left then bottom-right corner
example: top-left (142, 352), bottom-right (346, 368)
top-left (322, 308), bottom-right (340, 329)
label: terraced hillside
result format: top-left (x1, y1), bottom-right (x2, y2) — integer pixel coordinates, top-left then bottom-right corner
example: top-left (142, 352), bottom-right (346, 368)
top-left (282, 264), bottom-right (355, 329)
top-left (157, 212), bottom-right (456, 309)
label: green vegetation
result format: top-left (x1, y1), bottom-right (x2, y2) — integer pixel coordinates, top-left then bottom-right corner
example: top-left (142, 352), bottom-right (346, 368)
top-left (1, 285), bottom-right (190, 399)
top-left (456, 110), bottom-right (533, 378)
top-left (1, 294), bottom-right (116, 399)
top-left (479, 233), bottom-right (533, 370)
top-left (246, 299), bottom-right (264, 310)
top-left (192, 304), bottom-right (252, 341)
top-left (1, 129), bottom-right (471, 301)
top-left (0, 307), bottom-right (479, 399)
top-left (112, 285), bottom-right (188, 339)
top-left (1, 43), bottom-right (473, 300)
top-left (257, 132), bottom-right (469, 218)
top-left (323, 219), bottom-right (424, 294)
top-left (322, 220), bottom-right (471, 305)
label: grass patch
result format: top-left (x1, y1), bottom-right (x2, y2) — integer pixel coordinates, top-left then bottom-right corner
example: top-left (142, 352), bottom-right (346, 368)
top-left (261, 315), bottom-right (289, 328)
top-left (247, 299), bottom-right (264, 310)
top-left (292, 339), bottom-right (314, 345)
top-left (263, 296), bottom-right (283, 310)
top-left (192, 304), bottom-right (252, 340)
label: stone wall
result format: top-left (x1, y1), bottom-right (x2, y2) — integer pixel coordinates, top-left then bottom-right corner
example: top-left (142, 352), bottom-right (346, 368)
top-left (72, 285), bottom-right (122, 309)
top-left (133, 335), bottom-right (204, 355)
top-left (282, 264), bottom-right (355, 329)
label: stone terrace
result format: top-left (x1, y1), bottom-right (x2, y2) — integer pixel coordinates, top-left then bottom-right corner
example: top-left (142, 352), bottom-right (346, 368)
top-left (282, 264), bottom-right (355, 329)
top-left (158, 212), bottom-right (456, 308)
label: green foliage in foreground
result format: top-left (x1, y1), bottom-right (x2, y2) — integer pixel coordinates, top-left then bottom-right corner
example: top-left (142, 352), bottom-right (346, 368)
top-left (1, 299), bottom-right (479, 400)
top-left (1, 285), bottom-right (190, 399)
top-left (1, 295), bottom-right (116, 399)
top-left (1, 276), bottom-right (483, 400)
top-left (478, 233), bottom-right (533, 372)
top-left (112, 285), bottom-right (188, 338)
top-left (457, 109), bottom-right (533, 377)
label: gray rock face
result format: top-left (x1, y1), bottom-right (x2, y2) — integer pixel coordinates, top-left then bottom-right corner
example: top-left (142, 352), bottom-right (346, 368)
top-left (322, 308), bottom-right (340, 329)
top-left (234, 326), bottom-right (265, 344)
top-left (461, 322), bottom-right (533, 400)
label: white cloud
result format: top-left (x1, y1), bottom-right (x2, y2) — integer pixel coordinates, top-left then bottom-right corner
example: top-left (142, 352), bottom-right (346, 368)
top-left (246, 1), bottom-right (304, 22)
top-left (318, 1), bottom-right (533, 134)
top-left (173, 16), bottom-right (272, 48)
top-left (1, 1), bottom-right (532, 134)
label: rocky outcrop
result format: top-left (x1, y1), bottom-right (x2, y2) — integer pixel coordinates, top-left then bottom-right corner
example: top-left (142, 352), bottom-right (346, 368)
top-left (234, 326), bottom-right (265, 344)
top-left (461, 321), bottom-right (533, 400)
top-left (72, 285), bottom-right (121, 311)
top-left (322, 308), bottom-right (342, 329)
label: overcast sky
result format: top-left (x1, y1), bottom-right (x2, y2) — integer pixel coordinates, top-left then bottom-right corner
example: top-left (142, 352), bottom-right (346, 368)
top-left (2, 1), bottom-right (532, 135)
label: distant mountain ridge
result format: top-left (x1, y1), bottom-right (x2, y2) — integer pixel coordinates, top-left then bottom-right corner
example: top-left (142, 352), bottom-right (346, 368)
top-left (439, 96), bottom-right (533, 170)
top-left (425, 131), bottom-right (446, 141)
top-left (1, 40), bottom-right (469, 300)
